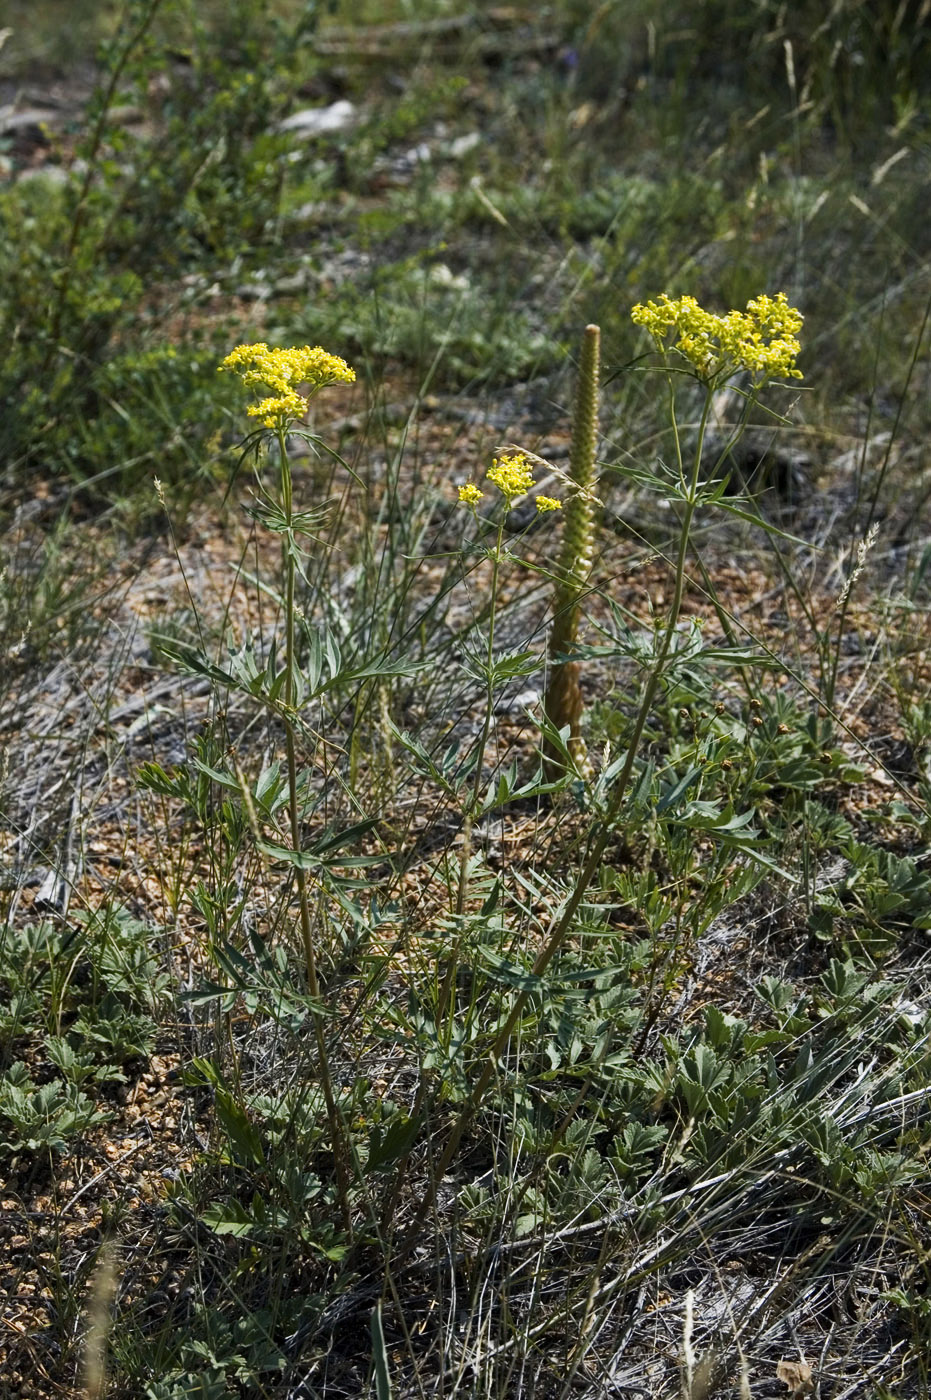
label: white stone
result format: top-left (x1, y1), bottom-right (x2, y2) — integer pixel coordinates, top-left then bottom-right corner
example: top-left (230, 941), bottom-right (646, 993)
top-left (448, 131), bottom-right (481, 159)
top-left (278, 100), bottom-right (357, 138)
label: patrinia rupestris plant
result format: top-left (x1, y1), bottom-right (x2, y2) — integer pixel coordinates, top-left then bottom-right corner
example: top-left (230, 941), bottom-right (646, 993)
top-left (153, 342), bottom-right (359, 1228)
top-left (219, 341), bottom-right (357, 1221)
top-left (543, 322), bottom-right (601, 780)
top-left (394, 290), bottom-right (806, 1262)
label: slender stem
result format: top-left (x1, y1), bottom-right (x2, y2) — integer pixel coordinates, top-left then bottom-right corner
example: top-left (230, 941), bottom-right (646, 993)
top-left (379, 520), bottom-right (508, 1228)
top-left (44, 0), bottom-right (165, 372)
top-left (456, 517), bottom-right (504, 914)
top-left (544, 323), bottom-right (600, 778)
top-left (432, 517), bottom-right (506, 1043)
top-left (824, 283), bottom-right (931, 712)
top-left (276, 426), bottom-right (354, 1236)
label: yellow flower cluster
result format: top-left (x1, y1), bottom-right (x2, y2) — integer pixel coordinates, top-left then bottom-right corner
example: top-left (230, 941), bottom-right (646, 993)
top-left (631, 292), bottom-right (803, 382)
top-left (486, 452), bottom-right (535, 501)
top-left (219, 342), bottom-right (356, 427)
top-left (457, 453), bottom-right (563, 514)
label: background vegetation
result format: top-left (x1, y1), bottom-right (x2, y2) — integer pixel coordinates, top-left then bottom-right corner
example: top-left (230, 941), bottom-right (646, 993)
top-left (1, 1), bottom-right (929, 1396)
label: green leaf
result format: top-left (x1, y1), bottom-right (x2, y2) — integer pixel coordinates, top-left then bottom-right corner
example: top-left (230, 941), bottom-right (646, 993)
top-left (711, 494), bottom-right (813, 545)
top-left (191, 759), bottom-right (242, 791)
top-left (214, 1087), bottom-right (265, 1167)
top-left (482, 760), bottom-right (547, 812)
top-left (258, 817), bottom-right (381, 871)
top-left (477, 948), bottom-right (546, 992)
top-left (179, 980), bottom-right (239, 1013)
top-left (656, 764), bottom-right (704, 814)
top-left (366, 1114), bottom-right (420, 1172)
top-left (200, 1199), bottom-right (257, 1238)
top-left (136, 761), bottom-right (187, 799)
top-left (371, 1301), bottom-right (393, 1400)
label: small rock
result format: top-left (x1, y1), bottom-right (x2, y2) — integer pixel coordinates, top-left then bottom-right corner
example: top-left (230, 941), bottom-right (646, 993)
top-left (0, 106), bottom-right (61, 136)
top-left (107, 104), bottom-right (148, 128)
top-left (15, 165), bottom-right (70, 187)
top-left (404, 141), bottom-right (432, 166)
top-left (429, 263), bottom-right (470, 291)
top-left (494, 687), bottom-right (541, 715)
top-left (278, 100), bottom-right (357, 138)
top-left (448, 131), bottom-right (481, 158)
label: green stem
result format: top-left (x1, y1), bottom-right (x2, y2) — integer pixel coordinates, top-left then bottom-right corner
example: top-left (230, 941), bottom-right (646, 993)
top-left (544, 324), bottom-right (600, 779)
top-left (824, 284), bottom-right (931, 712)
top-left (434, 517), bottom-right (506, 1042)
top-left (455, 516), bottom-right (504, 913)
top-left (276, 426), bottom-right (353, 1237)
top-left (43, 0), bottom-right (165, 374)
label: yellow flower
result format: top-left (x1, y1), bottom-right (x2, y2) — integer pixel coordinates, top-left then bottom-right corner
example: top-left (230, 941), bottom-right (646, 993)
top-left (631, 292), bottom-right (802, 382)
top-left (486, 452), bottom-right (535, 501)
top-left (458, 482), bottom-right (484, 506)
top-left (219, 342), bottom-right (355, 426)
top-left (247, 391), bottom-right (306, 428)
top-left (535, 495), bottom-right (562, 512)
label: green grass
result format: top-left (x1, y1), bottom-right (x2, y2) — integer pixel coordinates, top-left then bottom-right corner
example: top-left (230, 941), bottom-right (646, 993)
top-left (1, 1), bottom-right (930, 1396)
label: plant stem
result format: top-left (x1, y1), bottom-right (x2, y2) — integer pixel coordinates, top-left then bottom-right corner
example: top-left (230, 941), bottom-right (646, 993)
top-left (544, 323), bottom-right (600, 779)
top-left (44, 0), bottom-right (165, 374)
top-left (455, 515), bottom-right (505, 916)
top-left (433, 516), bottom-right (507, 1041)
top-left (824, 283), bottom-right (931, 711)
top-left (277, 427), bottom-right (353, 1237)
